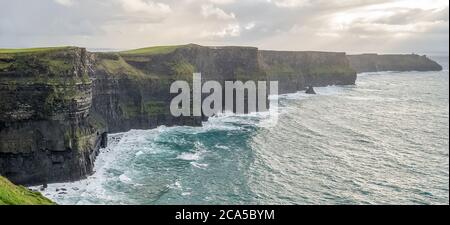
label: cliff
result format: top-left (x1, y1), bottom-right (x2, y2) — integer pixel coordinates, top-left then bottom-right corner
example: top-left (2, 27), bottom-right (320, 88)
top-left (92, 44), bottom-right (266, 132)
top-left (348, 54), bottom-right (443, 73)
top-left (260, 51), bottom-right (356, 94)
top-left (0, 45), bottom-right (359, 185)
top-left (0, 175), bottom-right (54, 205)
top-left (0, 47), bottom-right (107, 185)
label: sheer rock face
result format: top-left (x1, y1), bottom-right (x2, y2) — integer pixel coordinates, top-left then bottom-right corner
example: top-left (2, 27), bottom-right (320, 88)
top-left (8, 45), bottom-right (441, 185)
top-left (0, 48), bottom-right (106, 185)
top-left (260, 51), bottom-right (357, 94)
top-left (348, 54), bottom-right (443, 73)
top-left (90, 45), bottom-right (264, 133)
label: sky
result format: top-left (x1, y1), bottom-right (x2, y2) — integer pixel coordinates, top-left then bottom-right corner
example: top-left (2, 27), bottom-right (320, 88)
top-left (0, 0), bottom-right (448, 53)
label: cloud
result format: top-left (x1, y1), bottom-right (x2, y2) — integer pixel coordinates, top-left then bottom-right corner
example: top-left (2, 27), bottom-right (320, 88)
top-left (202, 23), bottom-right (241, 38)
top-left (268, 0), bottom-right (311, 8)
top-left (208, 0), bottom-right (236, 4)
top-left (53, 0), bottom-right (74, 7)
top-left (201, 4), bottom-right (236, 20)
top-left (0, 0), bottom-right (448, 53)
top-left (117, 0), bottom-right (171, 14)
top-left (245, 22), bottom-right (256, 30)
top-left (327, 3), bottom-right (449, 37)
top-left (371, 7), bottom-right (449, 25)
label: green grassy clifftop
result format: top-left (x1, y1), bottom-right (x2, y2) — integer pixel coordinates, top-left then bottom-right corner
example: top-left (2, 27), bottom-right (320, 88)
top-left (0, 176), bottom-right (54, 205)
top-left (348, 53), bottom-right (443, 73)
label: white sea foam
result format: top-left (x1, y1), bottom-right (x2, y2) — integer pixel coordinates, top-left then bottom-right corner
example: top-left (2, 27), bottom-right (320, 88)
top-left (215, 144), bottom-right (229, 150)
top-left (315, 85), bottom-right (345, 96)
top-left (190, 162), bottom-right (209, 169)
top-left (31, 130), bottom-right (161, 204)
top-left (168, 181), bottom-right (182, 190)
top-left (119, 174), bottom-right (132, 184)
top-left (279, 91), bottom-right (311, 100)
top-left (177, 152), bottom-right (202, 161)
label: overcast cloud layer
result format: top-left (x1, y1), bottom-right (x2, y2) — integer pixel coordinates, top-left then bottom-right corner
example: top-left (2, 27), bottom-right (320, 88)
top-left (0, 0), bottom-right (448, 53)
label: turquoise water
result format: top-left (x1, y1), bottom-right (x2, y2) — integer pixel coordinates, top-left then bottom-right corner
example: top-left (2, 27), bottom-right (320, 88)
top-left (40, 61), bottom-right (449, 205)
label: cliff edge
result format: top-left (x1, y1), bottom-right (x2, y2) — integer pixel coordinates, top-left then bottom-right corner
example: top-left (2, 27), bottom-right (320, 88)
top-left (348, 54), bottom-right (443, 73)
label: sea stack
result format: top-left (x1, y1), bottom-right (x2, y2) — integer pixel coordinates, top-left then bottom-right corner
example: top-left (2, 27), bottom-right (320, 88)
top-left (306, 86), bottom-right (317, 95)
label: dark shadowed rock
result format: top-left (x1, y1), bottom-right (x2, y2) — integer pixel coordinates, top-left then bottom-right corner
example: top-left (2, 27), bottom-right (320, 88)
top-left (0, 47), bottom-right (106, 185)
top-left (305, 86), bottom-right (316, 95)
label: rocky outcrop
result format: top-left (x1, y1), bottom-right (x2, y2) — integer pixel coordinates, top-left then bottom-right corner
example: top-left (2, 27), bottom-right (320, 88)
top-left (0, 47), bottom-right (107, 185)
top-left (348, 54), bottom-right (443, 73)
top-left (305, 86), bottom-right (316, 95)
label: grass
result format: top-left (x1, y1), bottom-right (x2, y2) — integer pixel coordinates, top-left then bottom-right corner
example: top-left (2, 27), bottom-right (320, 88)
top-left (0, 176), bottom-right (55, 205)
top-left (0, 47), bottom-right (72, 54)
top-left (0, 47), bottom-right (89, 83)
top-left (96, 54), bottom-right (147, 78)
top-left (144, 101), bottom-right (167, 116)
top-left (47, 59), bottom-right (74, 75)
top-left (120, 45), bottom-right (187, 55)
top-left (309, 65), bottom-right (355, 76)
top-left (170, 61), bottom-right (196, 81)
top-left (119, 102), bottom-right (140, 119)
top-left (96, 53), bottom-right (163, 80)
top-left (0, 62), bottom-right (12, 70)
top-left (264, 62), bottom-right (298, 79)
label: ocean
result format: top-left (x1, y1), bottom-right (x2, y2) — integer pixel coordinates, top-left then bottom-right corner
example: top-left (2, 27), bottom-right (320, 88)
top-left (38, 56), bottom-right (449, 205)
